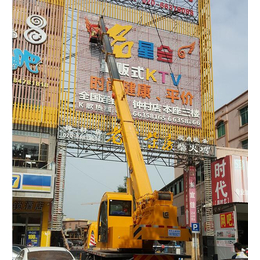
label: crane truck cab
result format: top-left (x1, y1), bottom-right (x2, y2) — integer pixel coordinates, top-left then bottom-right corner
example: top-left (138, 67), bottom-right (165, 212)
top-left (95, 191), bottom-right (191, 252)
top-left (97, 192), bottom-right (143, 250)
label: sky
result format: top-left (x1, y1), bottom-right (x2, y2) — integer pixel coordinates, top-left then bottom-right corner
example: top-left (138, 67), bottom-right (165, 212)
top-left (62, 0), bottom-right (249, 221)
top-left (210, 0), bottom-right (248, 110)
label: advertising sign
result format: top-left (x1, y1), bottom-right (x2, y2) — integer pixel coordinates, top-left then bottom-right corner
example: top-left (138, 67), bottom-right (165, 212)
top-left (211, 157), bottom-right (232, 206)
top-left (77, 13), bottom-right (201, 128)
top-left (211, 156), bottom-right (248, 206)
top-left (214, 212), bottom-right (236, 249)
top-left (13, 201), bottom-right (44, 212)
top-left (12, 173), bottom-right (52, 193)
top-left (184, 166), bottom-right (197, 226)
top-left (231, 155), bottom-right (248, 203)
top-left (220, 212), bottom-right (234, 229)
top-left (26, 226), bottom-right (40, 247)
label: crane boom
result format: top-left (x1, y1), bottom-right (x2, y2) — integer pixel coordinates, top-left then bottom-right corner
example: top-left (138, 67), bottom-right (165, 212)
top-left (99, 16), bottom-right (152, 200)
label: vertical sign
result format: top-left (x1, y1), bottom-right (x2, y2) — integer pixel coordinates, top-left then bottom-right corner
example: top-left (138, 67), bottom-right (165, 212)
top-left (211, 157), bottom-right (232, 206)
top-left (184, 168), bottom-right (189, 226)
top-left (215, 212), bottom-right (236, 248)
top-left (184, 166), bottom-right (197, 226)
top-left (26, 226), bottom-right (40, 246)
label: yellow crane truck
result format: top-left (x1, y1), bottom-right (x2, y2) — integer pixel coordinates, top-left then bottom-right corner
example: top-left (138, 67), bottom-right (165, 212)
top-left (83, 16), bottom-right (192, 260)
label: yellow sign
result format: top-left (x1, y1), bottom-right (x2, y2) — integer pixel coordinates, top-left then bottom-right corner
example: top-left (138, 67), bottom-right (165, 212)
top-left (12, 174), bottom-right (21, 189)
top-left (107, 24), bottom-right (134, 58)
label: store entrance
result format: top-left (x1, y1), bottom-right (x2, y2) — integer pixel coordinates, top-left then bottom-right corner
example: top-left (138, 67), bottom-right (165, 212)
top-left (13, 225), bottom-right (26, 245)
top-left (13, 213), bottom-right (41, 246)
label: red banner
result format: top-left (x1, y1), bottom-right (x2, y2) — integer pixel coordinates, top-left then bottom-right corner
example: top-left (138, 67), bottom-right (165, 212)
top-left (211, 156), bottom-right (248, 206)
top-left (211, 157), bottom-right (232, 206)
top-left (220, 212), bottom-right (234, 228)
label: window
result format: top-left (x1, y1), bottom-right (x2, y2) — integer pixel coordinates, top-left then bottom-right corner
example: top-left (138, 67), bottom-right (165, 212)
top-left (179, 178), bottom-right (184, 193)
top-left (242, 139), bottom-right (248, 149)
top-left (12, 142), bottom-right (48, 168)
top-left (240, 106), bottom-right (248, 126)
top-left (98, 201), bottom-right (108, 242)
top-left (217, 121), bottom-right (225, 138)
top-left (13, 142), bottom-right (39, 160)
top-left (109, 200), bottom-right (131, 217)
top-left (174, 183), bottom-right (179, 195)
top-left (181, 206), bottom-right (185, 215)
top-left (196, 163), bottom-right (204, 184)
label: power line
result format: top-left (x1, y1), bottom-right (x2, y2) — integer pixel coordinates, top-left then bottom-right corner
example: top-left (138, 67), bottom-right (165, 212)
top-left (153, 162), bottom-right (166, 186)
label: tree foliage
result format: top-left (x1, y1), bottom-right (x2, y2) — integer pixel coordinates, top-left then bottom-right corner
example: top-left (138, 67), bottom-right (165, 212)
top-left (117, 176), bottom-right (127, 193)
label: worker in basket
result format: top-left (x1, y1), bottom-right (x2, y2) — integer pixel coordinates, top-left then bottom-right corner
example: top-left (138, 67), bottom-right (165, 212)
top-left (85, 17), bottom-right (107, 43)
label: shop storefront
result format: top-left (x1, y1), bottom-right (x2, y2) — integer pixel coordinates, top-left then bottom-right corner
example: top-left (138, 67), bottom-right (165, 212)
top-left (12, 173), bottom-right (54, 246)
top-left (211, 155), bottom-right (248, 259)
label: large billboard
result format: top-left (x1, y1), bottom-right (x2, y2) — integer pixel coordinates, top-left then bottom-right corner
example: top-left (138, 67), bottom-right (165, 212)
top-left (57, 0), bottom-right (215, 165)
top-left (77, 13), bottom-right (201, 128)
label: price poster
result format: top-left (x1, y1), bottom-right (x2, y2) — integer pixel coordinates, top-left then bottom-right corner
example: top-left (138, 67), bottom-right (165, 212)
top-left (26, 226), bottom-right (40, 246)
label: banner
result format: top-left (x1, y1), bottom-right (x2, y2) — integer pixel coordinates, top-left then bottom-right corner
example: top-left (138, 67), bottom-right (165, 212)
top-left (211, 155), bottom-right (248, 206)
top-left (184, 166), bottom-right (197, 226)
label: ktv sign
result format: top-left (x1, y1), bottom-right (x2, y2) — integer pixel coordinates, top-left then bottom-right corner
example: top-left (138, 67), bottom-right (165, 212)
top-left (77, 13), bottom-right (202, 128)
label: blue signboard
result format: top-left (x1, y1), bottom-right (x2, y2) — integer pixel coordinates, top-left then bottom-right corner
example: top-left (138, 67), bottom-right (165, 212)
top-left (12, 173), bottom-right (51, 193)
top-left (191, 223), bottom-right (200, 233)
top-left (26, 226), bottom-right (40, 246)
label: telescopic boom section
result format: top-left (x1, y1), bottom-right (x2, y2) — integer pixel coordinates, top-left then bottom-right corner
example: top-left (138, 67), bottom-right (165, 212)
top-left (98, 16), bottom-right (152, 199)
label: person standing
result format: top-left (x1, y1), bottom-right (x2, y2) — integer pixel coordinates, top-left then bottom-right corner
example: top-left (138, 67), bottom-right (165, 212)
top-left (232, 242), bottom-right (248, 259)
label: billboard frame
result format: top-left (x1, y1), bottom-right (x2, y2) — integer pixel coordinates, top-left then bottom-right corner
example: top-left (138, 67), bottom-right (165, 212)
top-left (57, 0), bottom-right (215, 164)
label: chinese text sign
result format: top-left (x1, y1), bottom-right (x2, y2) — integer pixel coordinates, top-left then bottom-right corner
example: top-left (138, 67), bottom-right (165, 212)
top-left (184, 166), bottom-right (197, 226)
top-left (211, 157), bottom-right (232, 206)
top-left (77, 12), bottom-right (201, 128)
top-left (211, 155), bottom-right (248, 206)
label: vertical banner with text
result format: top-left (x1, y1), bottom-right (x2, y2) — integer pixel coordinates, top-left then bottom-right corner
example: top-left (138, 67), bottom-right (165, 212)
top-left (211, 157), bottom-right (232, 206)
top-left (184, 166), bottom-right (197, 226)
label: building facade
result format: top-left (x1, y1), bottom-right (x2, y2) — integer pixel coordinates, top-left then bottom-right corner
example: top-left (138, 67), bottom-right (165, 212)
top-left (215, 90), bottom-right (248, 149)
top-left (12, 0), bottom-right (216, 250)
top-left (12, 0), bottom-right (64, 246)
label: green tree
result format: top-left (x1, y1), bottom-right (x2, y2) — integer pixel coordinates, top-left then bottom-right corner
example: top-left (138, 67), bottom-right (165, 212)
top-left (117, 176), bottom-right (127, 193)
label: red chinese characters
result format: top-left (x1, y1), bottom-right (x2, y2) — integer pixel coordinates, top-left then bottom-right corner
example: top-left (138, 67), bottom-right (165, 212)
top-left (157, 45), bottom-right (173, 63)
